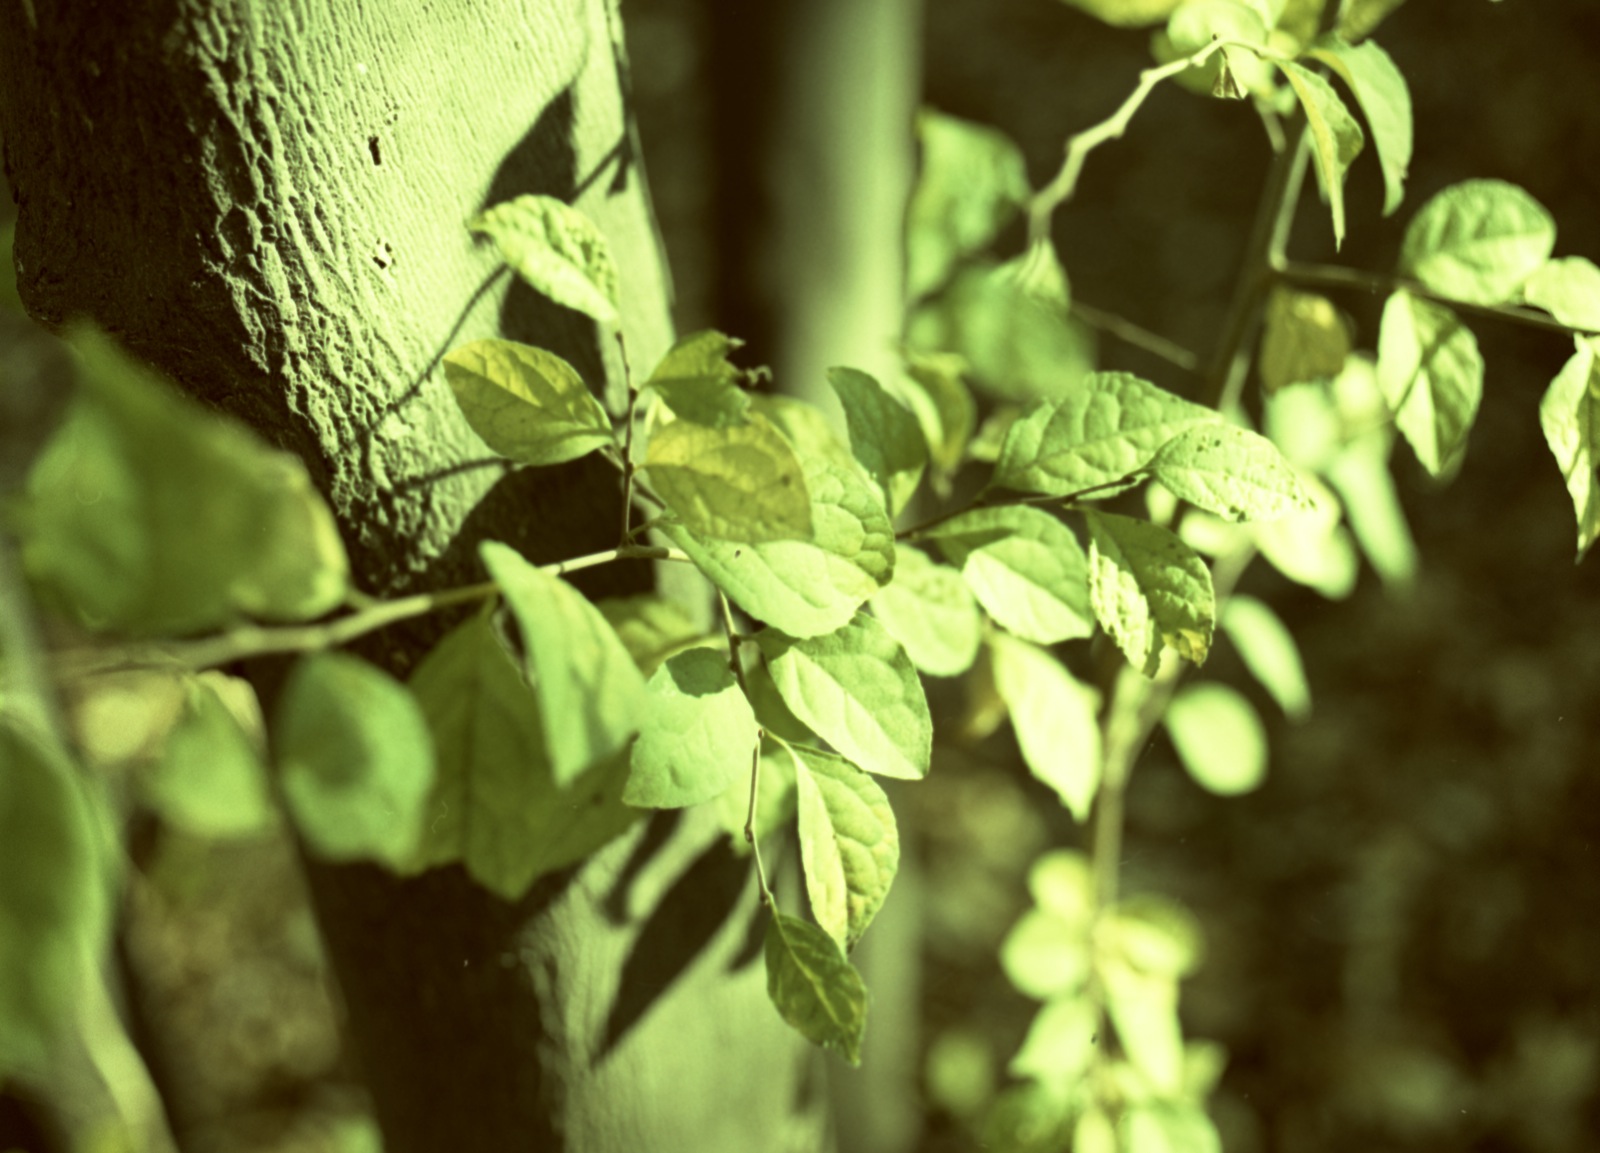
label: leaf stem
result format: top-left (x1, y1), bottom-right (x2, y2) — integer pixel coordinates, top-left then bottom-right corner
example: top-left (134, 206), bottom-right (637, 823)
top-left (1028, 38), bottom-right (1289, 249)
top-left (745, 736), bottom-right (774, 909)
top-left (618, 330), bottom-right (640, 545)
top-left (1276, 259), bottom-right (1600, 337)
top-left (52, 544), bottom-right (689, 679)
top-left (1070, 300), bottom-right (1199, 373)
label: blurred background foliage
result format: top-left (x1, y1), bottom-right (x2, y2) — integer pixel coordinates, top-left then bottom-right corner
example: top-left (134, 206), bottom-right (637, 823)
top-left (5, 1), bottom-right (1600, 1151)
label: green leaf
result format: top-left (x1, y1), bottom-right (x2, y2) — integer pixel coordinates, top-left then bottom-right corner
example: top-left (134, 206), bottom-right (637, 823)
top-left (758, 615), bottom-right (932, 781)
top-left (645, 415), bottom-right (813, 542)
top-left (1164, 682), bottom-right (1267, 795)
top-left (745, 662), bottom-right (816, 743)
top-left (1075, 1108), bottom-right (1120, 1153)
top-left (668, 460), bottom-right (894, 638)
top-left (143, 678), bottom-right (275, 838)
top-left (1167, 0), bottom-right (1267, 52)
top-left (1001, 908), bottom-right (1091, 1000)
top-left (407, 612), bottom-right (639, 898)
top-left (1010, 996), bottom-right (1098, 1084)
top-left (1102, 965), bottom-right (1184, 1095)
top-left (1150, 424), bottom-right (1313, 522)
top-left (1324, 435), bottom-right (1417, 587)
top-left (990, 634), bottom-right (1102, 821)
top-left (1086, 511), bottom-right (1214, 675)
top-left (1524, 257), bottom-right (1600, 332)
top-left (626, 648), bottom-right (757, 808)
top-left (1221, 595), bottom-right (1310, 720)
top-left (1275, 61), bottom-right (1365, 250)
top-left (1059, 0), bottom-right (1185, 27)
top-left (596, 593), bottom-right (711, 676)
top-left (481, 541), bottom-right (647, 786)
top-left (995, 372), bottom-right (1222, 497)
top-left (1259, 288), bottom-right (1353, 394)
top-left (442, 339), bottom-right (613, 466)
top-left (828, 367), bottom-right (928, 515)
top-left (469, 194), bottom-right (620, 324)
top-left (929, 506), bottom-right (1095, 645)
top-left (1127, 1105), bottom-right (1224, 1153)
top-left (1538, 337), bottom-right (1600, 562)
top-left (20, 326), bottom-right (349, 635)
top-left (897, 352), bottom-right (978, 482)
top-left (868, 546), bottom-right (982, 677)
top-left (0, 721), bottom-right (107, 1074)
top-left (907, 110), bottom-right (1030, 301)
top-left (644, 330), bottom-right (752, 428)
top-left (764, 911), bottom-right (869, 1065)
top-left (1338, 0), bottom-right (1407, 41)
top-left (748, 394), bottom-right (859, 473)
top-left (1377, 291), bottom-right (1483, 477)
top-left (1249, 474), bottom-right (1362, 597)
top-left (907, 258), bottom-right (1096, 404)
top-left (275, 653), bottom-right (435, 868)
top-left (1307, 34), bottom-right (1413, 216)
top-left (1399, 180), bottom-right (1556, 305)
top-left (790, 745), bottom-right (900, 949)
top-left (1029, 850), bottom-right (1094, 923)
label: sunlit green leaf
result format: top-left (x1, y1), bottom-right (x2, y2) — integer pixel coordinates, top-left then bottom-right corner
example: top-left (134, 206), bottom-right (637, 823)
top-left (1010, 996), bottom-right (1097, 1083)
top-left (908, 258), bottom-right (1096, 403)
top-left (1001, 908), bottom-right (1091, 1000)
top-left (1086, 511), bottom-right (1214, 675)
top-left (407, 612), bottom-right (638, 898)
top-left (1102, 962), bottom-right (1184, 1095)
top-left (1125, 1104), bottom-right (1224, 1153)
top-left (995, 372), bottom-right (1221, 497)
top-left (645, 415), bottom-right (812, 542)
top-left (1247, 474), bottom-right (1360, 597)
top-left (143, 679), bottom-right (275, 838)
top-left (1338, 0), bottom-right (1407, 41)
top-left (1221, 595), bottom-right (1310, 720)
top-left (1029, 850), bottom-right (1094, 924)
top-left (481, 541), bottom-right (647, 786)
top-left (748, 394), bottom-right (859, 473)
top-left (1164, 682), bottom-right (1267, 795)
top-left (1058, 0), bottom-right (1185, 27)
top-left (828, 367), bottom-right (928, 515)
top-left (746, 662), bottom-right (815, 743)
top-left (929, 506), bottom-right (1094, 644)
top-left (1524, 257), bottom-right (1600, 332)
top-left (644, 330), bottom-right (752, 428)
top-left (990, 634), bottom-right (1102, 821)
top-left (20, 326), bottom-right (349, 634)
top-left (1307, 34), bottom-right (1413, 215)
top-left (469, 194), bottom-right (620, 324)
top-left (275, 653), bottom-right (434, 868)
top-left (869, 546), bottom-right (982, 677)
top-left (1075, 1108), bottom-right (1119, 1153)
top-left (1150, 424), bottom-right (1312, 522)
top-left (790, 745), bottom-right (900, 949)
top-left (668, 459), bottom-right (893, 638)
top-left (758, 615), bottom-right (932, 781)
top-left (1324, 433), bottom-right (1417, 587)
top-left (1275, 61), bottom-right (1365, 250)
top-left (1259, 288), bottom-right (1353, 393)
top-left (1111, 895), bottom-right (1204, 979)
top-left (897, 352), bottom-right (977, 482)
top-left (1538, 337), bottom-right (1600, 562)
top-left (596, 593), bottom-right (710, 676)
top-left (442, 339), bottom-right (613, 466)
top-left (626, 648), bottom-right (757, 808)
top-left (0, 721), bottom-right (106, 1074)
top-left (1377, 291), bottom-right (1483, 477)
top-left (907, 110), bottom-right (1030, 301)
top-left (1399, 180), bottom-right (1555, 305)
top-left (764, 911), bottom-right (869, 1065)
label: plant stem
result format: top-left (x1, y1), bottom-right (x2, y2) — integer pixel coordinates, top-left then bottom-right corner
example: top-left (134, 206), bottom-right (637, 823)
top-left (1029, 38), bottom-right (1288, 249)
top-left (52, 544), bottom-right (689, 679)
top-left (618, 329), bottom-right (640, 544)
top-left (1277, 260), bottom-right (1599, 337)
top-left (744, 737), bottom-right (774, 910)
top-left (1070, 300), bottom-right (1199, 372)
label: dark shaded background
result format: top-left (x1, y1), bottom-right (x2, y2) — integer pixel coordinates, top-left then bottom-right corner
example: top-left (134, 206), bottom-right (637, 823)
top-left (5, 1), bottom-right (1599, 1151)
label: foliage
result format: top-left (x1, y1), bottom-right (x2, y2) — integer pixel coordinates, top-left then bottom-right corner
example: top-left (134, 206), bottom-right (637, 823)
top-left (4, 1), bottom-right (1600, 1149)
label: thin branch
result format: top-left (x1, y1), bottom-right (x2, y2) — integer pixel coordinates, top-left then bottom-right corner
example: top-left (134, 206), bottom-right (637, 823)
top-left (744, 736), bottom-right (774, 909)
top-left (1070, 299), bottom-right (1199, 372)
top-left (1028, 38), bottom-right (1289, 249)
top-left (617, 330), bottom-right (641, 544)
top-left (52, 544), bottom-right (688, 679)
top-left (1277, 260), bottom-right (1599, 338)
